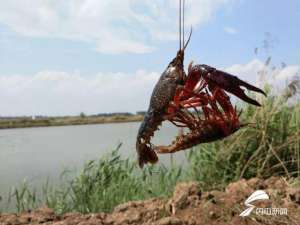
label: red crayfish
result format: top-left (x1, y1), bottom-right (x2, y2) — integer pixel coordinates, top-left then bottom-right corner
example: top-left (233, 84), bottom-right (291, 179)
top-left (136, 0), bottom-right (266, 168)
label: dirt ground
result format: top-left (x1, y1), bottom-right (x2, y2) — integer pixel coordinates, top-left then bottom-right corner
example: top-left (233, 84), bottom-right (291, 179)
top-left (1, 177), bottom-right (300, 225)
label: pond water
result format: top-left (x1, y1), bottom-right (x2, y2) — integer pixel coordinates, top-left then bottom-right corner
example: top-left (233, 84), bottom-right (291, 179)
top-left (0, 122), bottom-right (187, 209)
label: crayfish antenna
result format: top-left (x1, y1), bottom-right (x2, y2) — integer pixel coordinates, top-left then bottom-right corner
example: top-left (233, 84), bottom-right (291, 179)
top-left (179, 0), bottom-right (192, 51)
top-left (179, 0), bottom-right (182, 50)
top-left (183, 27), bottom-right (193, 50)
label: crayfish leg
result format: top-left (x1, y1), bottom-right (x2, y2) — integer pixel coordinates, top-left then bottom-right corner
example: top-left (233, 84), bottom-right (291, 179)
top-left (209, 87), bottom-right (235, 116)
top-left (155, 145), bottom-right (181, 154)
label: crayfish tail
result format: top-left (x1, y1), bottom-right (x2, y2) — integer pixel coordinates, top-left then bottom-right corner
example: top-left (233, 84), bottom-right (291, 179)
top-left (136, 142), bottom-right (158, 168)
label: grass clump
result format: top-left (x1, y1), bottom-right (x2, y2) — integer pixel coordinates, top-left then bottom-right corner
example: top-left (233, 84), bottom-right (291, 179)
top-left (8, 145), bottom-right (183, 214)
top-left (186, 97), bottom-right (300, 190)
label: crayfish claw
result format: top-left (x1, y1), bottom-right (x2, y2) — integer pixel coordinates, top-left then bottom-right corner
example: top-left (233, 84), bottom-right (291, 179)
top-left (230, 87), bottom-right (262, 107)
top-left (237, 78), bottom-right (267, 97)
top-left (206, 69), bottom-right (266, 106)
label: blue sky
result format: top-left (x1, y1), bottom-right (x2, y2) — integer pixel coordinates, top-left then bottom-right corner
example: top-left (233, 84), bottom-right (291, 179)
top-left (0, 0), bottom-right (299, 115)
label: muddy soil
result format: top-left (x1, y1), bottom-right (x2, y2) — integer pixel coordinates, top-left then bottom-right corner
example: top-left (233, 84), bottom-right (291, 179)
top-left (1, 177), bottom-right (300, 225)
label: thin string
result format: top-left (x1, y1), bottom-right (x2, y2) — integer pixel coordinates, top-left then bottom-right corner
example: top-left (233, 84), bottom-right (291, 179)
top-left (182, 0), bottom-right (185, 48)
top-left (179, 0), bottom-right (182, 50)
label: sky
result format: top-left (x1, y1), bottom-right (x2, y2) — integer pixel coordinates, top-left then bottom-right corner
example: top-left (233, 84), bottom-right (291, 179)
top-left (0, 0), bottom-right (299, 116)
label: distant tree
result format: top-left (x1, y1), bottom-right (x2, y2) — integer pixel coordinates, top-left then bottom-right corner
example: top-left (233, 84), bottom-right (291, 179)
top-left (80, 112), bottom-right (86, 118)
top-left (136, 111), bottom-right (146, 116)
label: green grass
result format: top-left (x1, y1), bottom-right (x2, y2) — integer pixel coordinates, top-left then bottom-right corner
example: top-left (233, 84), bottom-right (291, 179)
top-left (7, 146), bottom-right (184, 214)
top-left (186, 95), bottom-right (300, 189)
top-left (5, 83), bottom-right (300, 214)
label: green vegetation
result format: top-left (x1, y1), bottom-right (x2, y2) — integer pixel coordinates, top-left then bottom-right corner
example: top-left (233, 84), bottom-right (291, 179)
top-left (7, 146), bottom-right (184, 214)
top-left (6, 87), bottom-right (300, 214)
top-left (186, 91), bottom-right (300, 189)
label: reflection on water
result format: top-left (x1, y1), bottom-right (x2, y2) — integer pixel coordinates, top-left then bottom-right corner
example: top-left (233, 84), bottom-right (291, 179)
top-left (0, 121), bottom-right (187, 209)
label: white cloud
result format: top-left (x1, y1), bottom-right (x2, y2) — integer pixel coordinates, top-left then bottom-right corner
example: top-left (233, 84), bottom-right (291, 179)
top-left (0, 70), bottom-right (159, 116)
top-left (225, 59), bottom-right (265, 85)
top-left (225, 59), bottom-right (300, 90)
top-left (275, 66), bottom-right (300, 81)
top-left (0, 0), bottom-right (234, 54)
top-left (225, 59), bottom-right (265, 78)
top-left (0, 59), bottom-right (299, 116)
top-left (224, 26), bottom-right (238, 34)
top-left (95, 34), bottom-right (155, 54)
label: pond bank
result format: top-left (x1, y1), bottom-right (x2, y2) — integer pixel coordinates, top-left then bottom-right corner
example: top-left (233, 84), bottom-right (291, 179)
top-left (0, 115), bottom-right (143, 129)
top-left (1, 177), bottom-right (299, 225)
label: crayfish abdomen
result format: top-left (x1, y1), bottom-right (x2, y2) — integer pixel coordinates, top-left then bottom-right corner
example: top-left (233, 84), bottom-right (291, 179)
top-left (136, 50), bottom-right (186, 168)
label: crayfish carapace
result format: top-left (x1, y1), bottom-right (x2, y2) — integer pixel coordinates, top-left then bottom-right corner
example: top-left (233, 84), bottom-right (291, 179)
top-left (136, 0), bottom-right (266, 167)
top-left (136, 28), bottom-right (192, 168)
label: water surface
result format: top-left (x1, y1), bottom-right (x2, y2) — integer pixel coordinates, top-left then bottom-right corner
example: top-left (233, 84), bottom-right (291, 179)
top-left (0, 122), bottom-right (186, 209)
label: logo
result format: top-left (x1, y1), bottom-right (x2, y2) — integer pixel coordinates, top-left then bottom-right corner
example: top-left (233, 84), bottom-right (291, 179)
top-left (240, 190), bottom-right (269, 217)
top-left (240, 190), bottom-right (288, 217)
